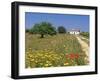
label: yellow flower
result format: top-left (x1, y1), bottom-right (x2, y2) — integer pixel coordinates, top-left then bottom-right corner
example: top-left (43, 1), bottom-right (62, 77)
top-left (30, 59), bottom-right (34, 61)
top-left (63, 45), bottom-right (66, 47)
top-left (29, 55), bottom-right (33, 58)
top-left (44, 64), bottom-right (49, 67)
top-left (40, 63), bottom-right (43, 65)
top-left (29, 48), bottom-right (32, 50)
top-left (35, 60), bottom-right (38, 63)
top-left (49, 63), bottom-right (52, 66)
top-left (64, 63), bottom-right (69, 65)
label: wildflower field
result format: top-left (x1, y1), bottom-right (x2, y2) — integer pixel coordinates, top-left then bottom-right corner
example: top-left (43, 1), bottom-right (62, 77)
top-left (25, 33), bottom-right (87, 68)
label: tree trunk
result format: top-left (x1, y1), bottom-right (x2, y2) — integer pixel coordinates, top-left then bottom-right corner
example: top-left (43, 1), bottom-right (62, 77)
top-left (41, 34), bottom-right (44, 38)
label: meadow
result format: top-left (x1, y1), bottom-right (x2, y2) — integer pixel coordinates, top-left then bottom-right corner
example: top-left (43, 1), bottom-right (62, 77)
top-left (25, 33), bottom-right (87, 68)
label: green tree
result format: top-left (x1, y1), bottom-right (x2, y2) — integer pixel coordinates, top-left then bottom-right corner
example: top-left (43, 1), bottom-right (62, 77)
top-left (32, 22), bottom-right (56, 38)
top-left (58, 26), bottom-right (66, 33)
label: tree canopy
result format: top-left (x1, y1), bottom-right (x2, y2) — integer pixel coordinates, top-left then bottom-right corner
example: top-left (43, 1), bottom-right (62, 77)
top-left (31, 22), bottom-right (56, 38)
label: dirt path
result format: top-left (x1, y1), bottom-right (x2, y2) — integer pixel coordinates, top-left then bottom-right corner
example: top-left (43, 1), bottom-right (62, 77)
top-left (76, 35), bottom-right (89, 64)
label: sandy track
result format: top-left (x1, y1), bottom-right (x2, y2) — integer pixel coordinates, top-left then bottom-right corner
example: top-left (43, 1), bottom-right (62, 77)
top-left (79, 36), bottom-right (89, 41)
top-left (76, 35), bottom-right (89, 64)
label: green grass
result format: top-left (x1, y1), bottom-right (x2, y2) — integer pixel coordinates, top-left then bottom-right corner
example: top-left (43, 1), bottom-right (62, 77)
top-left (80, 32), bottom-right (89, 39)
top-left (25, 33), bottom-right (87, 68)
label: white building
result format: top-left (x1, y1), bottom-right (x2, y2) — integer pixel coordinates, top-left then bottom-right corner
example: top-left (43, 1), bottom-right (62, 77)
top-left (69, 29), bottom-right (80, 35)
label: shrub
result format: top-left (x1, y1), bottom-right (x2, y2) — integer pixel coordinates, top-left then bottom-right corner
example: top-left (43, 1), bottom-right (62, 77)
top-left (58, 26), bottom-right (66, 33)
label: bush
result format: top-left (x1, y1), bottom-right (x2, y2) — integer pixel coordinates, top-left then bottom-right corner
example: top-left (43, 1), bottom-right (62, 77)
top-left (58, 26), bottom-right (66, 33)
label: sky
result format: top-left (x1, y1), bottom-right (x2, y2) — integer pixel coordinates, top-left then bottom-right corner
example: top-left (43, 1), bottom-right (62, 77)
top-left (25, 12), bottom-right (89, 32)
